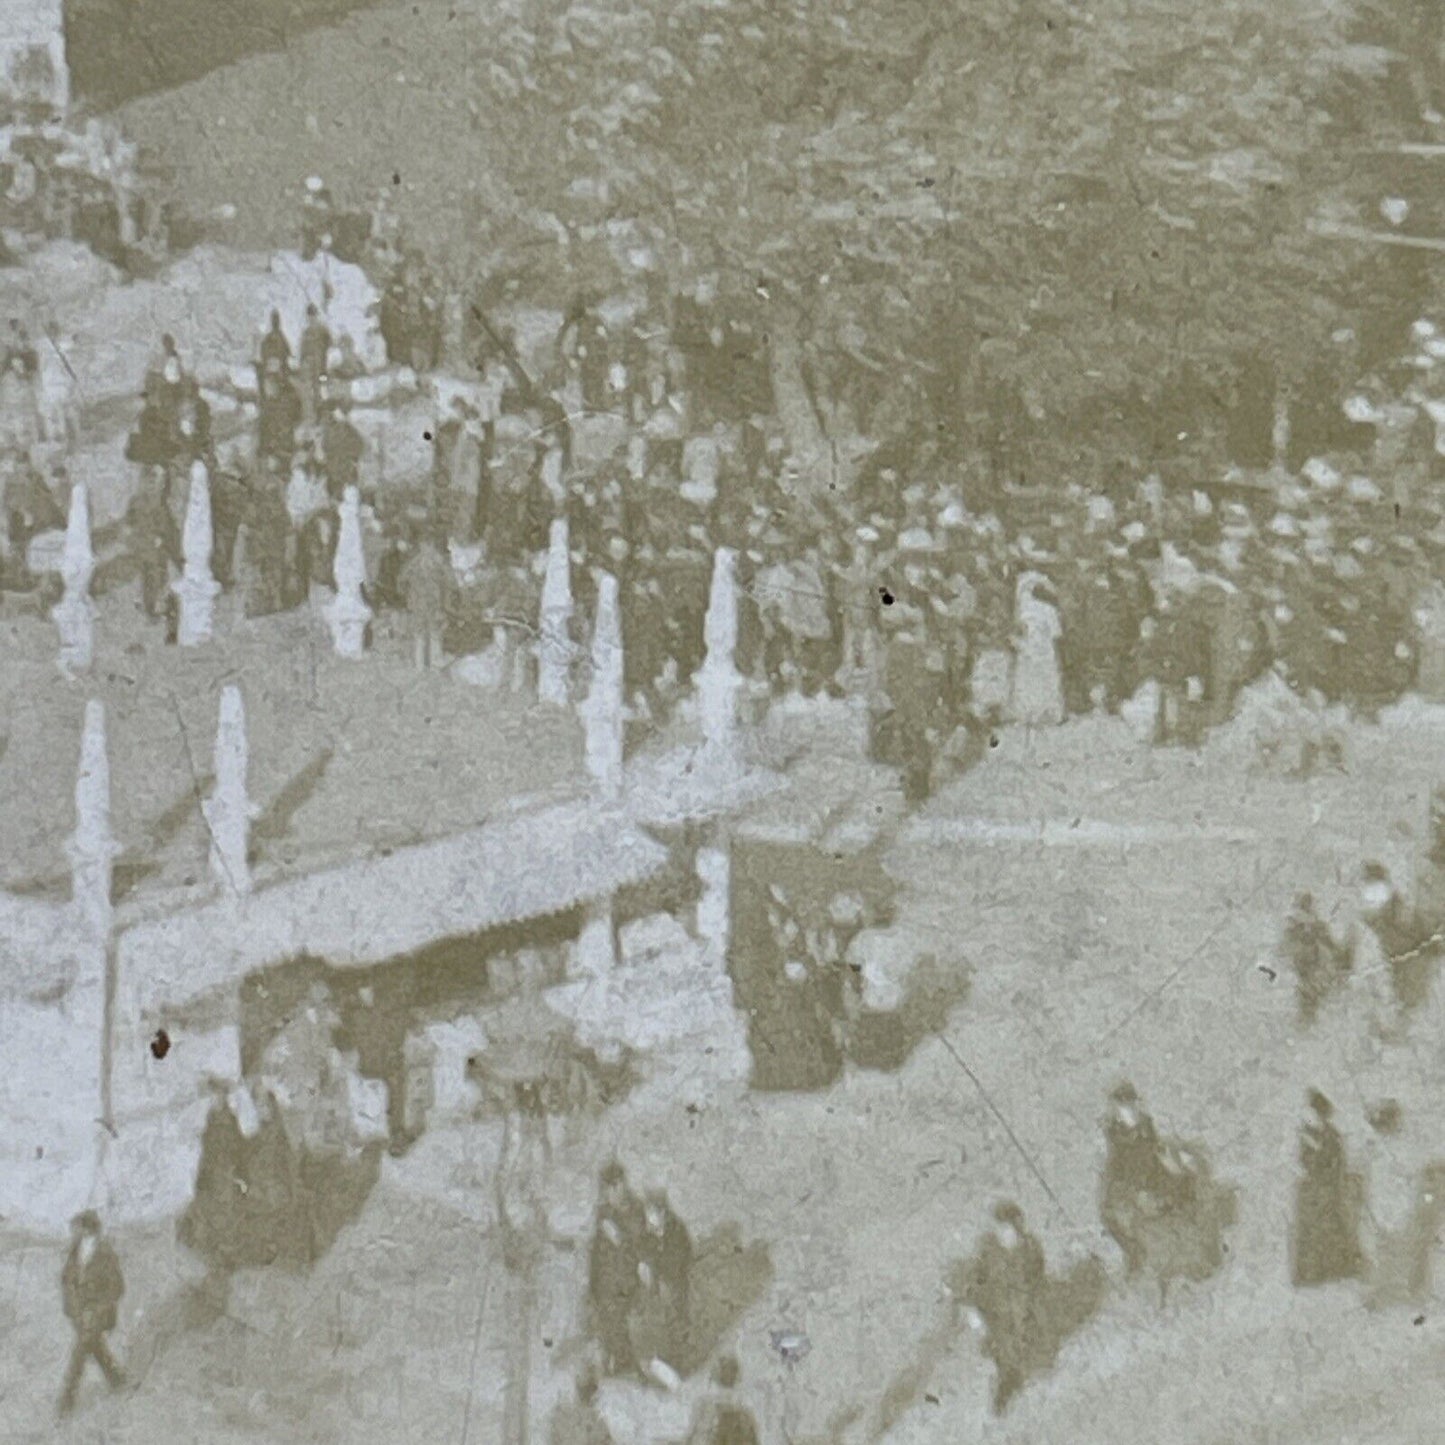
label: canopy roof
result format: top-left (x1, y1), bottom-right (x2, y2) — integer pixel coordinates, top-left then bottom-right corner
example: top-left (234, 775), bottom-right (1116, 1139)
top-left (119, 794), bottom-right (668, 1014)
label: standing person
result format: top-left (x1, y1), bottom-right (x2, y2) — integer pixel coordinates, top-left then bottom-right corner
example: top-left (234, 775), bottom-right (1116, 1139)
top-left (1361, 861), bottom-right (1438, 1015)
top-left (243, 455), bottom-right (294, 615)
top-left (1010, 571), bottom-right (1065, 726)
top-left (1283, 892), bottom-right (1354, 1027)
top-left (547, 1362), bottom-right (615, 1445)
top-left (256, 369), bottom-right (303, 473)
top-left (126, 466), bottom-right (181, 620)
top-left (4, 316), bottom-right (38, 376)
top-left (400, 522), bottom-right (451, 670)
top-left (963, 1200), bottom-right (1047, 1414)
top-left (560, 297), bottom-right (611, 412)
top-left (685, 1355), bottom-right (760, 1445)
top-left (209, 451), bottom-right (244, 588)
top-left (1292, 1089), bottom-right (1366, 1288)
top-left (297, 303), bottom-right (331, 428)
top-left (587, 1162), bottom-right (646, 1378)
top-left (57, 1211), bottom-right (127, 1416)
top-left (321, 393), bottom-right (365, 503)
top-left (0, 348), bottom-right (39, 460)
top-left (631, 1190), bottom-right (693, 1375)
top-left (258, 309), bottom-right (292, 384)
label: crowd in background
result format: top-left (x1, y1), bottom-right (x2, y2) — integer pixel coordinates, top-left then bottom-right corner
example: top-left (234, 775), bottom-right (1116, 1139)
top-left (2, 168), bottom-right (1445, 806)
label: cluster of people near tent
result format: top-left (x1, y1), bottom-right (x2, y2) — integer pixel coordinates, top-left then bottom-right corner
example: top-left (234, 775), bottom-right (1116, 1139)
top-left (946, 1073), bottom-right (1423, 1415)
top-left (177, 981), bottom-right (388, 1301)
top-left (577, 1159), bottom-right (768, 1443)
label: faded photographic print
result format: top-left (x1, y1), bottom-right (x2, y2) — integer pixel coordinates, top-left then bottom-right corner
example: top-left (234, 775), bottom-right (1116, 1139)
top-left (3, 0), bottom-right (1445, 1440)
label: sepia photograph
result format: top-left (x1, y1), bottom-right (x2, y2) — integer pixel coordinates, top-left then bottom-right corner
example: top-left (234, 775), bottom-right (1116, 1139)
top-left (3, 0), bottom-right (1445, 1439)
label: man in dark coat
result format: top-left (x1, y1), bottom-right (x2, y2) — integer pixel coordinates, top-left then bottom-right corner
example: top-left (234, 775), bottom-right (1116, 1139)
top-left (257, 370), bottom-right (303, 472)
top-left (400, 523), bottom-right (451, 670)
top-left (1361, 861), bottom-right (1440, 1014)
top-left (58, 1211), bottom-right (127, 1415)
top-left (1292, 1089), bottom-right (1366, 1288)
top-left (321, 397), bottom-right (365, 503)
top-left (174, 376), bottom-right (214, 473)
top-left (126, 468), bottom-right (181, 619)
top-left (258, 309), bottom-right (292, 383)
top-left (967, 1200), bottom-right (1047, 1413)
top-left (297, 304), bottom-right (331, 427)
top-left (630, 1189), bottom-right (693, 1372)
top-left (1284, 892), bottom-right (1354, 1026)
top-left (560, 299), bottom-right (611, 412)
top-left (587, 1162), bottom-right (647, 1377)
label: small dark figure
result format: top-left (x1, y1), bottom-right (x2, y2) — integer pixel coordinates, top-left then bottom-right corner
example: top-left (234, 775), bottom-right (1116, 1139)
top-left (547, 1362), bottom-right (615, 1445)
top-left (321, 395), bottom-right (364, 501)
top-left (399, 525), bottom-right (451, 670)
top-left (630, 1189), bottom-right (693, 1373)
top-left (125, 470), bottom-right (180, 619)
top-left (1283, 891), bottom-right (1354, 1026)
top-left (1101, 1081), bottom-right (1170, 1274)
top-left (1361, 862), bottom-right (1440, 1015)
top-left (560, 298), bottom-right (611, 412)
top-left (685, 1355), bottom-right (760, 1445)
top-left (297, 303), bottom-right (331, 426)
top-left (258, 309), bottom-right (292, 381)
top-left (587, 1161), bottom-right (647, 1377)
top-left (173, 376), bottom-right (214, 470)
top-left (256, 370), bottom-right (302, 471)
top-left (1291, 1089), bottom-right (1367, 1288)
top-left (1099, 1082), bottom-right (1236, 1303)
top-left (950, 1199), bottom-right (1106, 1415)
top-left (963, 1201), bottom-right (1048, 1414)
top-left (58, 1211), bottom-right (126, 1416)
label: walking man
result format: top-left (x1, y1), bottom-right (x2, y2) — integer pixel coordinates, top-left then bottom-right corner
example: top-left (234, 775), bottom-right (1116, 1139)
top-left (58, 1210), bottom-right (127, 1416)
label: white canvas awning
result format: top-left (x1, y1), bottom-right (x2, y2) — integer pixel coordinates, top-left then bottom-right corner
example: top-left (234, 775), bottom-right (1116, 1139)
top-left (118, 796), bottom-right (668, 1015)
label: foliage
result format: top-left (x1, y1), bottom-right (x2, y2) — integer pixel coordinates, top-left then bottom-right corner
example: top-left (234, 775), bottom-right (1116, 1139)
top-left (451, 0), bottom-right (1426, 474)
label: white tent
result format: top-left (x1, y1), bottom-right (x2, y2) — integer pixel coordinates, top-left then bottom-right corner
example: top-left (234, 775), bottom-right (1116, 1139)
top-left (118, 795), bottom-right (669, 1016)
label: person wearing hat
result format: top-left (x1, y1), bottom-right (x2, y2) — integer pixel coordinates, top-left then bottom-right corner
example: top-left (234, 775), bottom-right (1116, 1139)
top-left (258, 308), bottom-right (292, 383)
top-left (1292, 1088), bottom-right (1366, 1288)
top-left (58, 1209), bottom-right (127, 1415)
top-left (969, 1200), bottom-right (1047, 1413)
top-left (587, 1161), bottom-right (647, 1377)
top-left (1100, 1082), bottom-right (1184, 1273)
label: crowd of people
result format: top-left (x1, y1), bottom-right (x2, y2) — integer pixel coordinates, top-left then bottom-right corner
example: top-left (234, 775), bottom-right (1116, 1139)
top-left (23, 150), bottom-right (1445, 1432)
top-left (5, 166), bottom-right (1445, 814)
